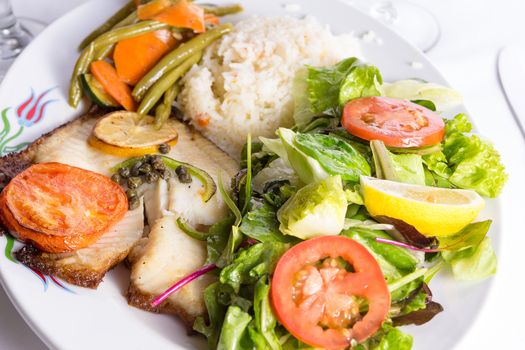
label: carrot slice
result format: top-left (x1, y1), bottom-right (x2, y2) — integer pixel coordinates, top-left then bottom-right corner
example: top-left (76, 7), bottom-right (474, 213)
top-left (114, 29), bottom-right (177, 86)
top-left (204, 13), bottom-right (220, 25)
top-left (0, 163), bottom-right (128, 253)
top-left (91, 60), bottom-right (137, 111)
top-left (153, 0), bottom-right (205, 33)
top-left (137, 0), bottom-right (172, 20)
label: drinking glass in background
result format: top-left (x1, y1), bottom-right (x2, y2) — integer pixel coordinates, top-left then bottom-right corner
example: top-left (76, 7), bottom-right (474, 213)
top-left (347, 0), bottom-right (441, 52)
top-left (0, 0), bottom-right (45, 81)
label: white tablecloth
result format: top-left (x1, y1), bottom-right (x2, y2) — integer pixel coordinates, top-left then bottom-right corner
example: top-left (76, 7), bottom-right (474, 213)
top-left (2, 0), bottom-right (525, 349)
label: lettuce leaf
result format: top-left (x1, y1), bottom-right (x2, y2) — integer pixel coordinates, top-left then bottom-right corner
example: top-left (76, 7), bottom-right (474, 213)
top-left (294, 133), bottom-right (372, 182)
top-left (371, 140), bottom-right (426, 185)
top-left (442, 236), bottom-right (497, 280)
top-left (307, 57), bottom-right (382, 116)
top-left (423, 114), bottom-right (507, 197)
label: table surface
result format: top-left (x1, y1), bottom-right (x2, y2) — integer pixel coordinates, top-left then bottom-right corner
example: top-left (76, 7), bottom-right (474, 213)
top-left (2, 0), bottom-right (525, 349)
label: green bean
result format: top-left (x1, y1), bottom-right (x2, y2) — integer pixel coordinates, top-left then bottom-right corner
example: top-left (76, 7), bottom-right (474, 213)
top-left (93, 20), bottom-right (168, 48)
top-left (138, 52), bottom-right (201, 115)
top-left (201, 4), bottom-right (243, 16)
top-left (133, 23), bottom-right (232, 101)
top-left (94, 11), bottom-right (139, 60)
top-left (78, 1), bottom-right (136, 50)
top-left (68, 21), bottom-right (169, 107)
top-left (155, 84), bottom-right (180, 128)
top-left (68, 42), bottom-right (95, 107)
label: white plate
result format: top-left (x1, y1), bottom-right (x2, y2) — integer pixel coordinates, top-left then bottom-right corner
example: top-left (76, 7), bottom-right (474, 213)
top-left (0, 0), bottom-right (499, 349)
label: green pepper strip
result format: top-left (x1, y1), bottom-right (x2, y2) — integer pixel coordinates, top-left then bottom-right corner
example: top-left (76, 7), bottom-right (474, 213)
top-left (176, 218), bottom-right (209, 241)
top-left (138, 52), bottom-right (201, 115)
top-left (132, 23), bottom-right (233, 101)
top-left (155, 84), bottom-right (181, 129)
top-left (110, 155), bottom-right (217, 202)
top-left (78, 0), bottom-right (136, 50)
top-left (69, 20), bottom-right (169, 107)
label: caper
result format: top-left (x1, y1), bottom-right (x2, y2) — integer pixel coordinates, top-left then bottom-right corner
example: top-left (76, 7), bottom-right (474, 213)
top-left (176, 165), bottom-right (192, 183)
top-left (159, 169), bottom-right (171, 180)
top-left (128, 196), bottom-right (140, 210)
top-left (139, 163), bottom-right (153, 174)
top-left (158, 143), bottom-right (170, 154)
top-left (126, 189), bottom-right (137, 198)
top-left (111, 173), bottom-right (123, 185)
top-left (151, 154), bottom-right (162, 163)
top-left (128, 176), bottom-right (143, 189)
top-left (152, 159), bottom-right (166, 171)
top-left (143, 154), bottom-right (153, 163)
top-left (145, 171), bottom-right (160, 184)
top-left (118, 167), bottom-right (131, 178)
top-left (131, 161), bottom-right (143, 176)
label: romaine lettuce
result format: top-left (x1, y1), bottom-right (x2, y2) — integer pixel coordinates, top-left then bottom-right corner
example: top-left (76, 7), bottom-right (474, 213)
top-left (277, 176), bottom-right (347, 239)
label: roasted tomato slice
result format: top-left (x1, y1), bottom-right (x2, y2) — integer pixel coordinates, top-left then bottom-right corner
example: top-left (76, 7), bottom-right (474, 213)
top-left (0, 162), bottom-right (128, 253)
top-left (342, 96), bottom-right (445, 148)
top-left (271, 236), bottom-right (390, 349)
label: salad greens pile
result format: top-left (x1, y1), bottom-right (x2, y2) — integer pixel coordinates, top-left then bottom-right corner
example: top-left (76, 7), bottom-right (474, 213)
top-left (191, 57), bottom-right (507, 350)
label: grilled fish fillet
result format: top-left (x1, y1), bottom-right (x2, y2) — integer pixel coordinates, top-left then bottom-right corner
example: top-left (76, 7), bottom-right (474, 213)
top-left (16, 200), bottom-right (144, 288)
top-left (128, 216), bottom-right (215, 327)
top-left (128, 128), bottom-right (238, 328)
top-left (0, 106), bottom-right (239, 326)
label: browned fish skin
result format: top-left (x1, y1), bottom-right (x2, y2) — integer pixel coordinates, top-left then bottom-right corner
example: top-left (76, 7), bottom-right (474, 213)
top-left (15, 245), bottom-right (107, 288)
top-left (0, 106), bottom-right (135, 288)
top-left (127, 284), bottom-right (197, 331)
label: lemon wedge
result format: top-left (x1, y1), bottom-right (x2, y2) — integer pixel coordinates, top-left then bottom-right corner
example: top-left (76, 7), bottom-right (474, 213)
top-left (90, 111), bottom-right (178, 157)
top-left (361, 176), bottom-right (484, 237)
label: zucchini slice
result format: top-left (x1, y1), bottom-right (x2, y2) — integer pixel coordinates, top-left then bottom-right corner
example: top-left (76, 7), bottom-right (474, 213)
top-left (80, 73), bottom-right (119, 108)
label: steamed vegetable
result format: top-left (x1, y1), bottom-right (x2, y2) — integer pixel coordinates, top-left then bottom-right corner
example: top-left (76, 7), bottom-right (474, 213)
top-left (132, 23), bottom-right (233, 101)
top-left (277, 176), bottom-right (347, 239)
top-left (114, 29), bottom-right (177, 85)
top-left (91, 60), bottom-right (137, 111)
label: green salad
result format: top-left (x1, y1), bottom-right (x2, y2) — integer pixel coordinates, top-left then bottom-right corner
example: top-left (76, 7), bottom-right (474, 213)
top-left (162, 58), bottom-right (507, 349)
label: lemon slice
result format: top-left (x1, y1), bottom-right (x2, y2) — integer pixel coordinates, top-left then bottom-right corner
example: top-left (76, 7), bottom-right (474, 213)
top-left (361, 176), bottom-right (484, 237)
top-left (93, 111), bottom-right (178, 149)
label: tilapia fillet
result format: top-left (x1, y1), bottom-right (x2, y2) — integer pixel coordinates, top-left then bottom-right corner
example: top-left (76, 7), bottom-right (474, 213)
top-left (0, 107), bottom-right (145, 288)
top-left (0, 106), bottom-right (240, 327)
top-left (128, 125), bottom-right (239, 327)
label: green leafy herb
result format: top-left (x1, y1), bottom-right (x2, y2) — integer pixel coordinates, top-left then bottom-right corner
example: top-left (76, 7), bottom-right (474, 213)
top-left (439, 220), bottom-right (492, 251)
top-left (239, 201), bottom-right (293, 243)
top-left (219, 242), bottom-right (288, 293)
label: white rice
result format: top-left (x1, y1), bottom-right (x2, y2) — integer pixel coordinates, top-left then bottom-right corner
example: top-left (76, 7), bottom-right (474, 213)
top-left (178, 16), bottom-right (363, 158)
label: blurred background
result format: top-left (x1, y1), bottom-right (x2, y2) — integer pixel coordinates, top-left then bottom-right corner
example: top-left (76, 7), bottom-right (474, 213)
top-left (1, 0), bottom-right (524, 349)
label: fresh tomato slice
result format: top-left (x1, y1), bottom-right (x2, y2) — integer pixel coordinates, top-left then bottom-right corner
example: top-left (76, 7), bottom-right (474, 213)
top-left (0, 162), bottom-right (128, 253)
top-left (342, 96), bottom-right (445, 148)
top-left (271, 236), bottom-right (390, 350)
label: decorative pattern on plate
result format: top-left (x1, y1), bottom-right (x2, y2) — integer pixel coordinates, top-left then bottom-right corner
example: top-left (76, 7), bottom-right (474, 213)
top-left (1, 87), bottom-right (74, 294)
top-left (0, 87), bottom-right (57, 156)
